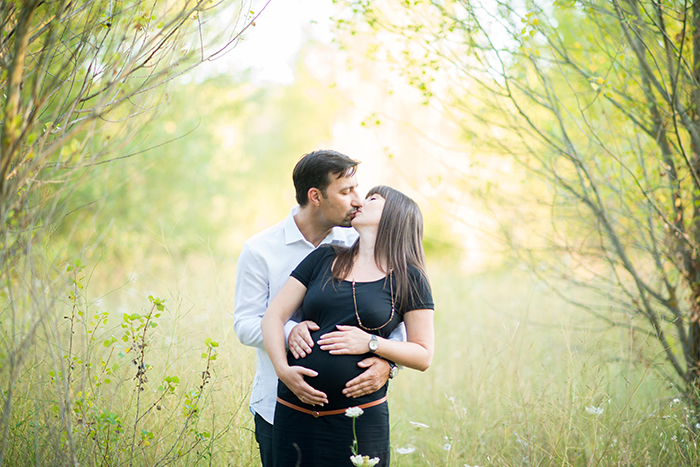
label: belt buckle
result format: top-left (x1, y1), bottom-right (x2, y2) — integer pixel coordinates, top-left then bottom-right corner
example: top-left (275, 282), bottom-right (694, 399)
top-left (312, 411), bottom-right (320, 418)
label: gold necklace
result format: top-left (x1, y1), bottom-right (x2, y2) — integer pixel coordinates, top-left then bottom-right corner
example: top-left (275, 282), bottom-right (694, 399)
top-left (351, 271), bottom-right (395, 331)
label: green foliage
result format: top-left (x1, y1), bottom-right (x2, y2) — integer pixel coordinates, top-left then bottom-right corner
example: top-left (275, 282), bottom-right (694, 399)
top-left (333, 0), bottom-right (700, 397)
top-left (0, 258), bottom-right (225, 465)
top-left (51, 59), bottom-right (346, 265)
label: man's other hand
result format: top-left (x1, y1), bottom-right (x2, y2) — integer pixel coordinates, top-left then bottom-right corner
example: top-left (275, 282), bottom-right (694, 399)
top-left (342, 357), bottom-right (390, 398)
top-left (288, 320), bottom-right (319, 359)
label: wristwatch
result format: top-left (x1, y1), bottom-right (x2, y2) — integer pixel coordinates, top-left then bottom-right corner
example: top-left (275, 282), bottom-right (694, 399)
top-left (388, 361), bottom-right (399, 379)
top-left (368, 335), bottom-right (379, 353)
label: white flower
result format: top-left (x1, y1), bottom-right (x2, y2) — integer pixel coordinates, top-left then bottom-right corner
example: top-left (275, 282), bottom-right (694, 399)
top-left (443, 443), bottom-right (452, 451)
top-left (350, 455), bottom-right (380, 466)
top-left (345, 407), bottom-right (364, 418)
top-left (464, 465), bottom-right (483, 467)
top-left (409, 421), bottom-right (430, 430)
top-left (696, 423), bottom-right (700, 429)
top-left (585, 406), bottom-right (604, 415)
top-left (671, 398), bottom-right (681, 406)
top-left (396, 447), bottom-right (415, 455)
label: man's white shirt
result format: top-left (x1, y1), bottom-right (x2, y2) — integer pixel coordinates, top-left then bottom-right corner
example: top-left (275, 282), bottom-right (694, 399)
top-left (233, 206), bottom-right (406, 424)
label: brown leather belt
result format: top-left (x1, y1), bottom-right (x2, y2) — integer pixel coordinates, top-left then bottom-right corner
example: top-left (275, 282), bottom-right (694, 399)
top-left (276, 395), bottom-right (387, 418)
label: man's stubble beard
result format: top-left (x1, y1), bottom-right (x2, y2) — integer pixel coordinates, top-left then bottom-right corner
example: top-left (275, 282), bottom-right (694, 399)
top-left (338, 209), bottom-right (358, 228)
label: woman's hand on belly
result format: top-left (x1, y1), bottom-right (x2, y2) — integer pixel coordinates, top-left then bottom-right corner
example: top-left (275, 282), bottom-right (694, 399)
top-left (318, 325), bottom-right (372, 355)
top-left (278, 366), bottom-right (328, 406)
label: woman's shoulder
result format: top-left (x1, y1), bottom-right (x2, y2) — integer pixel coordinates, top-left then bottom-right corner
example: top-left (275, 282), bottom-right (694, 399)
top-left (404, 263), bottom-right (434, 311)
top-left (295, 245), bottom-right (338, 272)
top-left (407, 263), bottom-right (430, 284)
top-left (309, 244), bottom-right (340, 261)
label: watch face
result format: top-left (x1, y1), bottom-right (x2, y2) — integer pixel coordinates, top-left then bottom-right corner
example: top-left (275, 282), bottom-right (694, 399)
top-left (369, 336), bottom-right (379, 352)
top-left (389, 366), bottom-right (399, 379)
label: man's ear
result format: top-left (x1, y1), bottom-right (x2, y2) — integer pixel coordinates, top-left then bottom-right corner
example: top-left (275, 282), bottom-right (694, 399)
top-left (307, 187), bottom-right (323, 207)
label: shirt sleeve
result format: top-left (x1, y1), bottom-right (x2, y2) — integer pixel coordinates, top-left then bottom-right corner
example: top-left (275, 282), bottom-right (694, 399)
top-left (233, 243), bottom-right (270, 349)
top-left (406, 267), bottom-right (434, 312)
top-left (290, 246), bottom-right (332, 287)
top-left (387, 322), bottom-right (406, 342)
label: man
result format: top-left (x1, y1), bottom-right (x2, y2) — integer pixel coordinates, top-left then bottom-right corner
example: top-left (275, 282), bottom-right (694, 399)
top-left (233, 150), bottom-right (405, 466)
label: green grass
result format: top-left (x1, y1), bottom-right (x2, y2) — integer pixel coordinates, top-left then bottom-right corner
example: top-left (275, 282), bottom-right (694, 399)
top-left (2, 253), bottom-right (698, 466)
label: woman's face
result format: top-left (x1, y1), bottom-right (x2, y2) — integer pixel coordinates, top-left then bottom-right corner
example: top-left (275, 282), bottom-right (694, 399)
top-left (352, 193), bottom-right (386, 228)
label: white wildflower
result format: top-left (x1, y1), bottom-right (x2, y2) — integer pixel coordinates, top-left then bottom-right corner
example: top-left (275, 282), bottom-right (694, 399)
top-left (585, 406), bottom-right (604, 416)
top-left (345, 407), bottom-right (364, 418)
top-left (349, 454), bottom-right (380, 466)
top-left (464, 465), bottom-right (483, 467)
top-left (409, 421), bottom-right (430, 430)
top-left (396, 447), bottom-right (415, 455)
top-left (696, 423), bottom-right (700, 429)
top-left (443, 443), bottom-right (452, 451)
top-left (672, 398), bottom-right (681, 406)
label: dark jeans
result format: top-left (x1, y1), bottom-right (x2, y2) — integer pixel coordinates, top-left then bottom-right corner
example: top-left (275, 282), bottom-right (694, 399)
top-left (254, 413), bottom-right (274, 467)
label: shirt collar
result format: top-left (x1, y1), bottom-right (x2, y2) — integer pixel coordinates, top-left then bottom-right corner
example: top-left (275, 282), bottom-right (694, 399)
top-left (283, 205), bottom-right (344, 247)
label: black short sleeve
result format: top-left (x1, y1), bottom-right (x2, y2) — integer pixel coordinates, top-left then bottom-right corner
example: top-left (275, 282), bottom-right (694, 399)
top-left (290, 246), bottom-right (336, 287)
top-left (405, 266), bottom-right (434, 312)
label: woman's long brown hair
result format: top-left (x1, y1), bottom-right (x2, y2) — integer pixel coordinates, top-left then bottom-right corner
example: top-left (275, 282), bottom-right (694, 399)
top-left (331, 186), bottom-right (428, 312)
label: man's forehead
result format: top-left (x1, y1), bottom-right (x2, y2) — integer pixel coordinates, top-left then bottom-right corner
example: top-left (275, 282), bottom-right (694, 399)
top-left (330, 173), bottom-right (359, 189)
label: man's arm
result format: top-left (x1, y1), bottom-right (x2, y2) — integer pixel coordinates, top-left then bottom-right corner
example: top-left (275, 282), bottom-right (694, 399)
top-left (233, 244), bottom-right (298, 349)
top-left (233, 244), bottom-right (272, 349)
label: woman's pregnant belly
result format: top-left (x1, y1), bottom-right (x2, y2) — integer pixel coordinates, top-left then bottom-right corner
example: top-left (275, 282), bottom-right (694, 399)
top-left (289, 350), bottom-right (365, 402)
top-left (279, 332), bottom-right (386, 410)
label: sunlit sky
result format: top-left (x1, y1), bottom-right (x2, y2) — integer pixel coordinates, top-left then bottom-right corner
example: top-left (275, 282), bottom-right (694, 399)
top-left (203, 0), bottom-right (336, 84)
top-left (193, 0), bottom-right (486, 268)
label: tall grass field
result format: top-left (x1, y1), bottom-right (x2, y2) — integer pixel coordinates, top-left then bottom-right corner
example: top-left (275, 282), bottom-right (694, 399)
top-left (1, 251), bottom-right (696, 466)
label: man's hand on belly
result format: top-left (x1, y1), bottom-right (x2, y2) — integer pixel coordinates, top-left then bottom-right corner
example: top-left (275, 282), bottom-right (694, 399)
top-left (342, 357), bottom-right (391, 399)
top-left (289, 320), bottom-right (319, 359)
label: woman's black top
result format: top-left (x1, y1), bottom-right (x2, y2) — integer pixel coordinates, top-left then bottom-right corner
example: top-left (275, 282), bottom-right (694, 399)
top-left (277, 246), bottom-right (434, 410)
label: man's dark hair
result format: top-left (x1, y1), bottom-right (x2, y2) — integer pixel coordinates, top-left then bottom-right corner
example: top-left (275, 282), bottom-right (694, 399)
top-left (293, 150), bottom-right (359, 206)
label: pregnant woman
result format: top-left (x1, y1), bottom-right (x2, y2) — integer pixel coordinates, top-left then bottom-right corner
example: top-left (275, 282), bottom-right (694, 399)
top-left (261, 186), bottom-right (435, 467)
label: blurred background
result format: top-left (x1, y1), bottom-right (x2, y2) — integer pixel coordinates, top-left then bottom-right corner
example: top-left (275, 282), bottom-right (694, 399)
top-left (4, 0), bottom-right (696, 465)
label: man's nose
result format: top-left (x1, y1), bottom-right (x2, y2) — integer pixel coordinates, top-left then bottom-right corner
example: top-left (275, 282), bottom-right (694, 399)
top-left (351, 193), bottom-right (363, 207)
